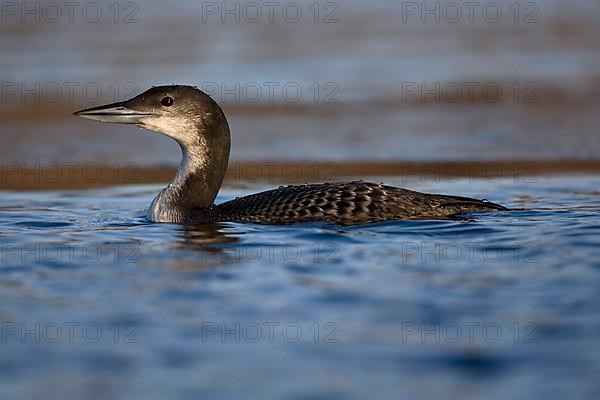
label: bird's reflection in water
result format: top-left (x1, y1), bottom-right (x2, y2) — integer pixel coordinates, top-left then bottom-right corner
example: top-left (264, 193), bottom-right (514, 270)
top-left (171, 222), bottom-right (242, 270)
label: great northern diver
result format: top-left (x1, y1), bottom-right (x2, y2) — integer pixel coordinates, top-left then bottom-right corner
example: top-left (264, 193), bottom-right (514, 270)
top-left (73, 85), bottom-right (507, 225)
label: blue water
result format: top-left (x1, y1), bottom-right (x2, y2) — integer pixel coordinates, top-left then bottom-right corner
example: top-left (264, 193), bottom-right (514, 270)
top-left (1, 176), bottom-right (599, 399)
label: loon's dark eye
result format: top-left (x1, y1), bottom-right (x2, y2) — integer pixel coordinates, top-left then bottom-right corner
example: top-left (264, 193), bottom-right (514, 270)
top-left (161, 96), bottom-right (174, 107)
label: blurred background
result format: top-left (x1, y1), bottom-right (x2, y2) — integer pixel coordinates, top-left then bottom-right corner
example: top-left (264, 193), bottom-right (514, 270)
top-left (1, 2), bottom-right (600, 400)
top-left (1, 0), bottom-right (598, 187)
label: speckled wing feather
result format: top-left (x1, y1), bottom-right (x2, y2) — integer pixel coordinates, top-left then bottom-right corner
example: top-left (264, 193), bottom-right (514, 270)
top-left (207, 181), bottom-right (506, 225)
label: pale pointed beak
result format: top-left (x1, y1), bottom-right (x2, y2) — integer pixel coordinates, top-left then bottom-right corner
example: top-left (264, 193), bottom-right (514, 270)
top-left (73, 101), bottom-right (155, 124)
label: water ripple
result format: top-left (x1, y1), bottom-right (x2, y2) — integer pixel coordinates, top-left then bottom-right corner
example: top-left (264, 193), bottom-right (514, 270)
top-left (0, 176), bottom-right (599, 400)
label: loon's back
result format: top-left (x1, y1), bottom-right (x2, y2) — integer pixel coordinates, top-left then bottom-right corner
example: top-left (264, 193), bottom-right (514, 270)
top-left (203, 181), bottom-right (506, 225)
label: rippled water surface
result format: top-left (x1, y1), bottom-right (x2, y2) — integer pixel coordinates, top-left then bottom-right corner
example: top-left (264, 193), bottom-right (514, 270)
top-left (1, 176), bottom-right (599, 399)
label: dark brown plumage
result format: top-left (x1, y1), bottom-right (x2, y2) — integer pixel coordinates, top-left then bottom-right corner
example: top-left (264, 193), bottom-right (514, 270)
top-left (202, 181), bottom-right (507, 225)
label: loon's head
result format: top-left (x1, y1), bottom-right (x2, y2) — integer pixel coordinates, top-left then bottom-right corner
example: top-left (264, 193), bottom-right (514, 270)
top-left (74, 85), bottom-right (231, 216)
top-left (73, 85), bottom-right (230, 149)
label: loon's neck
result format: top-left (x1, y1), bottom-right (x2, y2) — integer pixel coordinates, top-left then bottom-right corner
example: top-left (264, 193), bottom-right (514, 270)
top-left (147, 124), bottom-right (230, 223)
